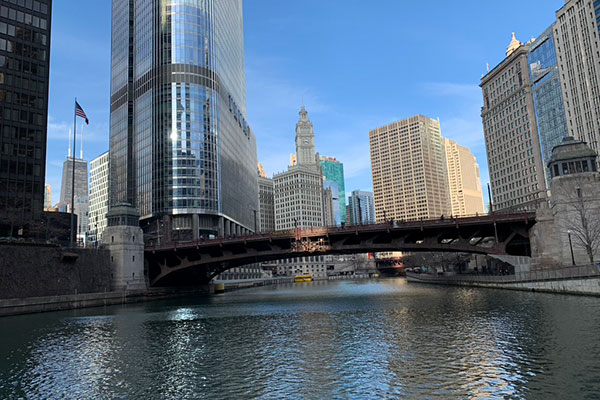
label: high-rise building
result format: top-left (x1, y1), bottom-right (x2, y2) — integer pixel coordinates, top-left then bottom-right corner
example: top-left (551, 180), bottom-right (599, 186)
top-left (258, 172), bottom-right (274, 233)
top-left (110, 0), bottom-right (258, 241)
top-left (320, 156), bottom-right (346, 224)
top-left (348, 190), bottom-right (375, 225)
top-left (322, 180), bottom-right (339, 226)
top-left (44, 184), bottom-right (51, 210)
top-left (0, 0), bottom-right (52, 236)
top-left (480, 33), bottom-right (546, 211)
top-left (369, 115), bottom-right (451, 222)
top-left (528, 24), bottom-right (569, 186)
top-left (60, 156), bottom-right (89, 239)
top-left (274, 107), bottom-right (323, 230)
top-left (443, 138), bottom-right (485, 216)
top-left (554, 1), bottom-right (600, 163)
top-left (89, 151), bottom-right (109, 244)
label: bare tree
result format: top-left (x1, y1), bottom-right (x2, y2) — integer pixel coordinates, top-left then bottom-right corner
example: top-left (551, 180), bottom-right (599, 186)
top-left (567, 182), bottom-right (600, 264)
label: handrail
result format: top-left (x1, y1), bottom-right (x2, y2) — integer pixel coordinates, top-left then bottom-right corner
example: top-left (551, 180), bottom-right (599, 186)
top-left (145, 211), bottom-right (537, 251)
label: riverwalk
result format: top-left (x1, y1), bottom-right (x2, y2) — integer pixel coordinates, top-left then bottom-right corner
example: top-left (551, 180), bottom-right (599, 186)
top-left (406, 264), bottom-right (600, 296)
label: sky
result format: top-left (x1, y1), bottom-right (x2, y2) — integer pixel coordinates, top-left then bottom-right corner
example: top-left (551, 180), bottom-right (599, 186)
top-left (45, 0), bottom-right (565, 205)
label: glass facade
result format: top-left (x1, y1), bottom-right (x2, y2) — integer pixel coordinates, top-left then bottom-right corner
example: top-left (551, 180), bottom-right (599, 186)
top-left (320, 156), bottom-right (346, 223)
top-left (348, 190), bottom-right (375, 225)
top-left (528, 24), bottom-right (568, 187)
top-left (110, 0), bottom-right (258, 239)
top-left (0, 0), bottom-right (51, 236)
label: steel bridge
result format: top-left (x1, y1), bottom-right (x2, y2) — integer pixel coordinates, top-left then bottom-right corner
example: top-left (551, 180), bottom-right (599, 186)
top-left (145, 212), bottom-right (536, 286)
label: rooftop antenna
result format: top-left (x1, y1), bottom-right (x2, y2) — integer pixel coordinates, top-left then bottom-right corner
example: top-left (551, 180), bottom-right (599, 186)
top-left (80, 122), bottom-right (84, 159)
top-left (68, 128), bottom-right (72, 158)
top-left (486, 63), bottom-right (490, 73)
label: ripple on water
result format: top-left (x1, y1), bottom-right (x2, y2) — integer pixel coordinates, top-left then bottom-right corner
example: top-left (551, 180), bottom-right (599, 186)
top-left (1, 280), bottom-right (600, 399)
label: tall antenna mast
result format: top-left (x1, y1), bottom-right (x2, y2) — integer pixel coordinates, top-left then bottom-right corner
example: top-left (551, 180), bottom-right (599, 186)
top-left (80, 122), bottom-right (84, 159)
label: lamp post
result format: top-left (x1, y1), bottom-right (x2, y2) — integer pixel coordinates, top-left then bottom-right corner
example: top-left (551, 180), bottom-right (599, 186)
top-left (567, 230), bottom-right (575, 266)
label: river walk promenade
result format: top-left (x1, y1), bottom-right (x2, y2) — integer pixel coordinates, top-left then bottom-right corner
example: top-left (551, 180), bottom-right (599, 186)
top-left (406, 264), bottom-right (600, 296)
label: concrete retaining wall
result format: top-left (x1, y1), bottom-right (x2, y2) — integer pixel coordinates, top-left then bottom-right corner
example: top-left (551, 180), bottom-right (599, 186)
top-left (406, 270), bottom-right (600, 296)
top-left (0, 287), bottom-right (210, 317)
top-left (0, 243), bottom-right (112, 299)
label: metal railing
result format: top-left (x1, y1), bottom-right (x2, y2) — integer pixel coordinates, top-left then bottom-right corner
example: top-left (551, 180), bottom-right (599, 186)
top-left (146, 210), bottom-right (536, 251)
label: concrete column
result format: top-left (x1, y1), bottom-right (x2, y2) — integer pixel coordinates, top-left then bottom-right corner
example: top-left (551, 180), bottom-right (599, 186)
top-left (218, 216), bottom-right (225, 237)
top-left (224, 219), bottom-right (230, 237)
top-left (192, 213), bottom-right (199, 240)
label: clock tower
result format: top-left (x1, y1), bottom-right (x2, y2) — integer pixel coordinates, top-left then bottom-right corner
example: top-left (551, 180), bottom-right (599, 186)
top-left (295, 106), bottom-right (316, 165)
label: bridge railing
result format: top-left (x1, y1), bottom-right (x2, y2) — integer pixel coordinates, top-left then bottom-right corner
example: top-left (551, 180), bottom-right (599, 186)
top-left (145, 210), bottom-right (536, 251)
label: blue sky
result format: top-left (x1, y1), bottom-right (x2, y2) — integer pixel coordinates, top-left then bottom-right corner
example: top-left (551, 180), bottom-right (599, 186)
top-left (45, 0), bottom-right (564, 205)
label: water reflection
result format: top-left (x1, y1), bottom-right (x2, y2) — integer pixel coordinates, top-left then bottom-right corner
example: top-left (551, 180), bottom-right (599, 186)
top-left (1, 279), bottom-right (600, 399)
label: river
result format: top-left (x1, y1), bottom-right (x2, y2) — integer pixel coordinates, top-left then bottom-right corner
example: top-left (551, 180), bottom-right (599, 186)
top-left (1, 278), bottom-right (600, 399)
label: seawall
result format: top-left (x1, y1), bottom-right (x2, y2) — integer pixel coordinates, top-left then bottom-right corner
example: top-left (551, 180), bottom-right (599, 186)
top-left (406, 264), bottom-right (600, 296)
top-left (0, 243), bottom-right (112, 299)
top-left (0, 287), bottom-right (210, 317)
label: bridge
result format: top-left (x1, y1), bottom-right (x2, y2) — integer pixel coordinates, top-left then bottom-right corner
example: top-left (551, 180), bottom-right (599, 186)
top-left (145, 212), bottom-right (536, 286)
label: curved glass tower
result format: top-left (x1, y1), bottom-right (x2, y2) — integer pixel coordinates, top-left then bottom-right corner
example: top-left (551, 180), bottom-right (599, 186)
top-left (110, 0), bottom-right (258, 240)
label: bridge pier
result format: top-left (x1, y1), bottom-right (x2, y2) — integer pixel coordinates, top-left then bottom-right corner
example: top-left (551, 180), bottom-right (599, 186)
top-left (104, 204), bottom-right (147, 291)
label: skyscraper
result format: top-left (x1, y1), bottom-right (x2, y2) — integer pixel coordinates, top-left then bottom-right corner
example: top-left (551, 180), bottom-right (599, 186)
top-left (110, 0), bottom-right (258, 240)
top-left (554, 1), bottom-right (600, 163)
top-left (322, 180), bottom-right (339, 226)
top-left (443, 138), bottom-right (485, 216)
top-left (257, 163), bottom-right (274, 233)
top-left (0, 0), bottom-right (52, 236)
top-left (528, 24), bottom-right (569, 186)
top-left (369, 115), bottom-right (451, 222)
top-left (44, 184), bottom-right (51, 210)
top-left (348, 190), bottom-right (375, 225)
top-left (319, 156), bottom-right (346, 224)
top-left (89, 151), bottom-right (109, 244)
top-left (480, 33), bottom-right (546, 211)
top-left (60, 156), bottom-right (89, 239)
top-left (274, 107), bottom-right (323, 230)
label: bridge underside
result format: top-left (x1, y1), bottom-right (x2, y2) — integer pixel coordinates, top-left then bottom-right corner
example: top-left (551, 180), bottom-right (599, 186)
top-left (145, 214), bottom-right (535, 287)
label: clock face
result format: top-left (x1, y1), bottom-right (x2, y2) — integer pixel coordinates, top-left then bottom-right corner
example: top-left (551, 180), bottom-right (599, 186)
top-left (303, 139), bottom-right (309, 145)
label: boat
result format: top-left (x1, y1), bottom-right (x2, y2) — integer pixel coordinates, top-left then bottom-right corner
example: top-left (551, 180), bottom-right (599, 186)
top-left (294, 274), bottom-right (313, 283)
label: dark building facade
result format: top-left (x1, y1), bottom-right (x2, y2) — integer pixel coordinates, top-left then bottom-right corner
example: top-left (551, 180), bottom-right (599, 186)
top-left (0, 0), bottom-right (51, 236)
top-left (110, 0), bottom-right (258, 240)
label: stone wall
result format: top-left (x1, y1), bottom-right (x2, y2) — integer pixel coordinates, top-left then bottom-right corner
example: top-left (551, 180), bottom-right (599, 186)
top-left (0, 243), bottom-right (112, 299)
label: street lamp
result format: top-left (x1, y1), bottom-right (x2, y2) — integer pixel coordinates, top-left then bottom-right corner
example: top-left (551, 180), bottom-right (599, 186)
top-left (567, 230), bottom-right (575, 266)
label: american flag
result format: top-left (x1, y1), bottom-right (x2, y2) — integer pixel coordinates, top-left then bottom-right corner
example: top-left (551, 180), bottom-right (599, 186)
top-left (75, 101), bottom-right (89, 125)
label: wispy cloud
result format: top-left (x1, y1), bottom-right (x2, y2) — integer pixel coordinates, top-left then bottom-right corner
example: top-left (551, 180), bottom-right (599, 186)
top-left (46, 115), bottom-right (108, 144)
top-left (421, 81), bottom-right (489, 187)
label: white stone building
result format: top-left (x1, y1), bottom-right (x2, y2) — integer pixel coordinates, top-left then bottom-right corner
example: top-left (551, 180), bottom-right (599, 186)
top-left (274, 107), bottom-right (324, 230)
top-left (89, 152), bottom-right (110, 245)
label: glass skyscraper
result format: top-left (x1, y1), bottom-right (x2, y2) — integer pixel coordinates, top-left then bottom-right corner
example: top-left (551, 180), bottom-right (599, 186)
top-left (0, 0), bottom-right (51, 236)
top-left (110, 0), bottom-right (258, 240)
top-left (348, 190), bottom-right (374, 225)
top-left (320, 156), bottom-right (346, 223)
top-left (528, 24), bottom-right (568, 187)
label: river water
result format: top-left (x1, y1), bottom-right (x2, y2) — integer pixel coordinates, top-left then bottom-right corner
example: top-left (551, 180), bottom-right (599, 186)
top-left (1, 279), bottom-right (600, 399)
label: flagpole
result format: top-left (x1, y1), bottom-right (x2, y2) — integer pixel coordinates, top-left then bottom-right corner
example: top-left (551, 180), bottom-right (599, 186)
top-left (70, 98), bottom-right (77, 247)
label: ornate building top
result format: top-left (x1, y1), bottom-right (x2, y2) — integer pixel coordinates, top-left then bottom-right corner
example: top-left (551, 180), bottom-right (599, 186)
top-left (506, 32), bottom-right (522, 57)
top-left (295, 106), bottom-right (317, 165)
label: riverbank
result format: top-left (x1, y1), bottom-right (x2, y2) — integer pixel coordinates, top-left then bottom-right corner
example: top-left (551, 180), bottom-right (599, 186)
top-left (0, 277), bottom-right (300, 317)
top-left (0, 287), bottom-right (213, 317)
top-left (406, 264), bottom-right (600, 296)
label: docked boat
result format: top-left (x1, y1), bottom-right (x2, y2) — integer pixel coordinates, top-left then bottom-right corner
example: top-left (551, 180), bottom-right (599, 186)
top-left (294, 274), bottom-right (313, 283)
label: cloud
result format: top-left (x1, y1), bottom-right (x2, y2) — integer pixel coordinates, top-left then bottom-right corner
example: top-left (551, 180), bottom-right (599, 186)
top-left (46, 115), bottom-right (108, 144)
top-left (421, 81), bottom-right (490, 188)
